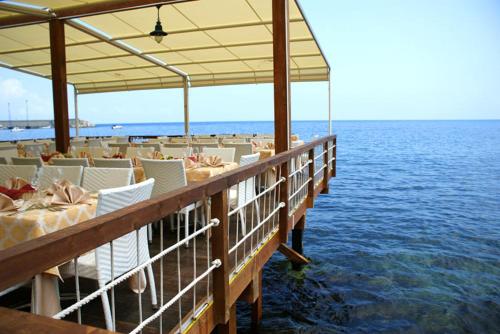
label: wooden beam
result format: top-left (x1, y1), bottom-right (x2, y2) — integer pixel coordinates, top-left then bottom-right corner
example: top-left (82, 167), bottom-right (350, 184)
top-left (0, 0), bottom-right (195, 29)
top-left (278, 243), bottom-right (310, 265)
top-left (49, 19), bottom-right (70, 153)
top-left (307, 148), bottom-right (315, 208)
top-left (211, 190), bottom-right (231, 326)
top-left (272, 0), bottom-right (291, 154)
top-left (0, 307), bottom-right (113, 334)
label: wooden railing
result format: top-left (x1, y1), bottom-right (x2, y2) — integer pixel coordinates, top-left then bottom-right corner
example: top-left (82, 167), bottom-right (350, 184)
top-left (0, 134), bottom-right (336, 334)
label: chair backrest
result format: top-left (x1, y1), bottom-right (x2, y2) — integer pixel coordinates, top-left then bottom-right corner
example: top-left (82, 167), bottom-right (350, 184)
top-left (114, 136), bottom-right (129, 143)
top-left (82, 167), bottom-right (132, 192)
top-left (0, 157), bottom-right (7, 165)
top-left (222, 143), bottom-right (253, 163)
top-left (108, 143), bottom-right (130, 155)
top-left (160, 147), bottom-right (192, 158)
top-left (0, 165), bottom-right (38, 185)
top-left (169, 137), bottom-right (188, 144)
top-left (237, 153), bottom-right (261, 207)
top-left (70, 140), bottom-right (87, 148)
top-left (87, 139), bottom-right (103, 147)
top-left (46, 142), bottom-right (56, 153)
top-left (126, 146), bottom-right (154, 158)
top-left (11, 157), bottom-right (43, 168)
top-left (0, 148), bottom-right (19, 164)
top-left (93, 158), bottom-right (133, 168)
top-left (38, 166), bottom-right (83, 189)
top-left (202, 147), bottom-right (236, 162)
top-left (191, 143), bottom-right (218, 153)
top-left (51, 158), bottom-right (90, 167)
top-left (222, 138), bottom-right (247, 144)
top-left (140, 159), bottom-right (187, 198)
top-left (88, 146), bottom-right (119, 158)
top-left (141, 143), bottom-right (161, 151)
top-left (94, 179), bottom-right (155, 284)
top-left (164, 143), bottom-right (191, 148)
top-left (23, 143), bottom-right (46, 156)
top-left (195, 138), bottom-right (218, 144)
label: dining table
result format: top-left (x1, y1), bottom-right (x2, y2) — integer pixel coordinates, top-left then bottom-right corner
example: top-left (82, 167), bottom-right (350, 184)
top-left (134, 161), bottom-right (239, 183)
top-left (0, 195), bottom-right (97, 316)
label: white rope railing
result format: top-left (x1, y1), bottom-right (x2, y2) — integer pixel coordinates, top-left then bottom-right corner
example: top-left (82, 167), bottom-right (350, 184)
top-left (229, 202), bottom-right (285, 255)
top-left (228, 177), bottom-right (285, 216)
top-left (313, 163), bottom-right (328, 178)
top-left (53, 218), bottom-right (220, 320)
top-left (288, 177), bottom-right (312, 201)
top-left (288, 159), bottom-right (312, 178)
top-left (129, 259), bottom-right (221, 334)
top-left (314, 150), bottom-right (327, 160)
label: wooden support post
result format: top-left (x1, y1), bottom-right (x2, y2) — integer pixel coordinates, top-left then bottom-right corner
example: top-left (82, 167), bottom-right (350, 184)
top-left (49, 19), bottom-right (70, 153)
top-left (321, 141), bottom-right (329, 194)
top-left (211, 191), bottom-right (231, 327)
top-left (216, 303), bottom-right (236, 334)
top-left (251, 270), bottom-right (263, 334)
top-left (273, 0), bottom-right (291, 244)
top-left (307, 148), bottom-right (315, 208)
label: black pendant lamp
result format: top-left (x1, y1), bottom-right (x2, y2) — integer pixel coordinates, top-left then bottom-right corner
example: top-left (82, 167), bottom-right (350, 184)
top-left (149, 5), bottom-right (168, 43)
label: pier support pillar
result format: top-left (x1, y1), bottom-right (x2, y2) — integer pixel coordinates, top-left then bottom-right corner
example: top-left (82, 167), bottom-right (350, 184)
top-left (292, 215), bottom-right (306, 270)
top-left (216, 304), bottom-right (236, 334)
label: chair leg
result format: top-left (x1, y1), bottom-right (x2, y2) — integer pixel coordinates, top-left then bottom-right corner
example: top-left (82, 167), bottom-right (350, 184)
top-left (185, 211), bottom-right (190, 248)
top-left (146, 264), bottom-right (158, 308)
top-left (238, 209), bottom-right (246, 236)
top-left (99, 287), bottom-right (113, 330)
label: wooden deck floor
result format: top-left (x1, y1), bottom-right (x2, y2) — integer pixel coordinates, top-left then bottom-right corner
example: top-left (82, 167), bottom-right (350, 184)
top-left (0, 203), bottom-right (279, 334)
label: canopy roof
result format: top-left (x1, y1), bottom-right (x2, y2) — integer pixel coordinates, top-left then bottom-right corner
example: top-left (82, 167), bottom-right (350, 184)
top-left (0, 0), bottom-right (329, 94)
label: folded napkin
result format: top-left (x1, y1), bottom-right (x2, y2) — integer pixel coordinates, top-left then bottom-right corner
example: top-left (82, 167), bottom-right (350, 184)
top-left (42, 151), bottom-right (62, 163)
top-left (45, 179), bottom-right (73, 196)
top-left (111, 153), bottom-right (124, 159)
top-left (0, 193), bottom-right (21, 212)
top-left (51, 183), bottom-right (91, 205)
top-left (184, 157), bottom-right (197, 169)
top-left (78, 151), bottom-right (95, 166)
top-left (202, 155), bottom-right (223, 167)
top-left (264, 142), bottom-right (275, 149)
top-left (152, 151), bottom-right (164, 160)
top-left (131, 157), bottom-right (142, 167)
top-left (0, 177), bottom-right (36, 200)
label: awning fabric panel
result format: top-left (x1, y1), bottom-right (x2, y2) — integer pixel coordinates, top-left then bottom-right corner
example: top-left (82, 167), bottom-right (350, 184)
top-left (0, 0), bottom-right (329, 94)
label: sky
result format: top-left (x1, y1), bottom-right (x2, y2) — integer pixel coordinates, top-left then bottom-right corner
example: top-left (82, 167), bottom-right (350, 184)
top-left (0, 0), bottom-right (499, 123)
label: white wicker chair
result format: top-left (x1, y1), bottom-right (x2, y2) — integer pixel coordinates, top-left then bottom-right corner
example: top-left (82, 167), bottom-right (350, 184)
top-left (0, 165), bottom-right (37, 185)
top-left (51, 158), bottom-right (90, 167)
top-left (108, 143), bottom-right (130, 155)
top-left (191, 142), bottom-right (218, 153)
top-left (0, 148), bottom-right (19, 164)
top-left (229, 153), bottom-right (261, 235)
top-left (141, 159), bottom-right (203, 247)
top-left (161, 147), bottom-right (192, 158)
top-left (23, 143), bottom-right (46, 156)
top-left (126, 147), bottom-right (154, 158)
top-left (93, 158), bottom-right (133, 168)
top-left (222, 143), bottom-right (253, 163)
top-left (81, 167), bottom-right (132, 192)
top-left (11, 157), bottom-right (43, 168)
top-left (141, 143), bottom-right (161, 151)
top-left (87, 139), bottom-right (103, 147)
top-left (61, 179), bottom-right (156, 330)
top-left (38, 166), bottom-right (83, 189)
top-left (88, 147), bottom-right (119, 158)
top-left (164, 143), bottom-right (190, 148)
top-left (202, 147), bottom-right (236, 162)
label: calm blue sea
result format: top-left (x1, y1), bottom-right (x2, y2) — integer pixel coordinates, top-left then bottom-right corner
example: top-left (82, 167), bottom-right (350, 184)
top-left (2, 120), bottom-right (499, 333)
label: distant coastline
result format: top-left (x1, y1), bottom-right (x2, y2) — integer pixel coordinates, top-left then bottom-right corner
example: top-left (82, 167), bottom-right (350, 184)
top-left (0, 119), bottom-right (94, 129)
